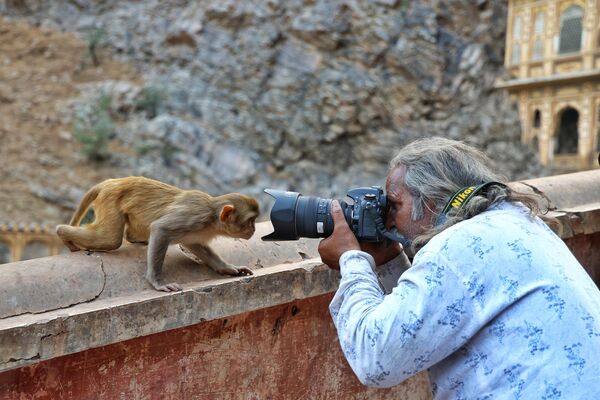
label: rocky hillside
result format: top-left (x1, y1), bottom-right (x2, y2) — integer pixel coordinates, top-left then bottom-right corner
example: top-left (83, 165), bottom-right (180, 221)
top-left (0, 0), bottom-right (546, 225)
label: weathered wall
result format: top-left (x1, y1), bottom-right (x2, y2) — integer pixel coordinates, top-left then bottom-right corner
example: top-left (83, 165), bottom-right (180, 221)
top-left (0, 170), bottom-right (599, 399)
top-left (0, 222), bottom-right (434, 398)
top-left (512, 169), bottom-right (600, 282)
top-left (0, 294), bottom-right (431, 400)
top-left (566, 232), bottom-right (600, 284)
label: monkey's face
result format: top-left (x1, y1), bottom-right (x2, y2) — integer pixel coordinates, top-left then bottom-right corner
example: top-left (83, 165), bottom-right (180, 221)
top-left (219, 198), bottom-right (259, 240)
top-left (238, 216), bottom-right (256, 239)
top-left (225, 215), bottom-right (256, 240)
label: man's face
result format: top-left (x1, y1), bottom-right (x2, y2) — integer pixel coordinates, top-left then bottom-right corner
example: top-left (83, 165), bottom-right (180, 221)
top-left (385, 165), bottom-right (435, 241)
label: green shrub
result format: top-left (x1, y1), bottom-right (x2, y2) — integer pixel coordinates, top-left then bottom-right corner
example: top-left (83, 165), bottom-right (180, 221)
top-left (135, 141), bottom-right (158, 156)
top-left (135, 86), bottom-right (166, 118)
top-left (84, 26), bottom-right (106, 67)
top-left (73, 93), bottom-right (115, 161)
top-left (135, 140), bottom-right (178, 167)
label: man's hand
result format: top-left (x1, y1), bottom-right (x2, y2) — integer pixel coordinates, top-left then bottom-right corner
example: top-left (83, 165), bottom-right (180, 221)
top-left (318, 200), bottom-right (360, 270)
top-left (359, 239), bottom-right (402, 267)
top-left (318, 201), bottom-right (404, 270)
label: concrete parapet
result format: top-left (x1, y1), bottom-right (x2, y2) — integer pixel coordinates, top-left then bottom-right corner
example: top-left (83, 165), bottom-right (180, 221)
top-left (513, 170), bottom-right (600, 283)
top-left (1, 223), bottom-right (325, 371)
top-left (1, 170), bottom-right (599, 399)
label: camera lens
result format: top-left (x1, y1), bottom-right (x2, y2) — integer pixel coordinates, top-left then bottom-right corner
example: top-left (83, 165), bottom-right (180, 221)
top-left (296, 196), bottom-right (334, 238)
top-left (262, 189), bottom-right (342, 241)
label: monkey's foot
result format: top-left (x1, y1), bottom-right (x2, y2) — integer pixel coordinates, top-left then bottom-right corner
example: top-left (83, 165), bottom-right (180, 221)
top-left (150, 280), bottom-right (182, 292)
top-left (159, 283), bottom-right (183, 292)
top-left (66, 242), bottom-right (81, 252)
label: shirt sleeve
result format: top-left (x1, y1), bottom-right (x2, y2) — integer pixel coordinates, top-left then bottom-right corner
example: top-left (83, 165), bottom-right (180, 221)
top-left (374, 252), bottom-right (412, 294)
top-left (329, 249), bottom-right (477, 388)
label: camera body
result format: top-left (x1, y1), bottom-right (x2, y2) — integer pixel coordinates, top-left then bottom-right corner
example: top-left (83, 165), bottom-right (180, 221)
top-left (344, 186), bottom-right (388, 242)
top-left (262, 186), bottom-right (388, 242)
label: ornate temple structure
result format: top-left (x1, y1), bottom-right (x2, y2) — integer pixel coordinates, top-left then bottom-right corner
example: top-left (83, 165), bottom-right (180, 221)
top-left (498, 0), bottom-right (600, 171)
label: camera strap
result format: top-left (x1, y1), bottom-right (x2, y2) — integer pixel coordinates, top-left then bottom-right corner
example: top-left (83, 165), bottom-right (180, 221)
top-left (441, 181), bottom-right (507, 216)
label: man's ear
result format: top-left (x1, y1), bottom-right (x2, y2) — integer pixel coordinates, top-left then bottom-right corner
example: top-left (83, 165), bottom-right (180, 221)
top-left (424, 199), bottom-right (438, 224)
top-left (220, 205), bottom-right (235, 222)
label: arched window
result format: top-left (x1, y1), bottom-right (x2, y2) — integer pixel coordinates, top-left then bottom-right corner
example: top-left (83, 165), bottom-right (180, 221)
top-left (534, 12), bottom-right (545, 35)
top-left (532, 39), bottom-right (544, 61)
top-left (533, 109), bottom-right (541, 128)
top-left (0, 240), bottom-right (10, 264)
top-left (558, 6), bottom-right (583, 54)
top-left (555, 107), bottom-right (579, 154)
top-left (513, 15), bottom-right (522, 39)
top-left (510, 15), bottom-right (523, 65)
top-left (511, 43), bottom-right (521, 64)
top-left (22, 240), bottom-right (50, 261)
top-left (532, 12), bottom-right (545, 61)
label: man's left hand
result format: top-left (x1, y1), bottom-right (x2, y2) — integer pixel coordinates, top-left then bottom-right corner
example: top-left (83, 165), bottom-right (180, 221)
top-left (318, 200), bottom-right (360, 270)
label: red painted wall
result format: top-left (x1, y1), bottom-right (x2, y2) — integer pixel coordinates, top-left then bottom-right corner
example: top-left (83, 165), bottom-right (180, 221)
top-left (3, 231), bottom-right (596, 399)
top-left (0, 293), bottom-right (430, 400)
top-left (565, 232), bottom-right (600, 286)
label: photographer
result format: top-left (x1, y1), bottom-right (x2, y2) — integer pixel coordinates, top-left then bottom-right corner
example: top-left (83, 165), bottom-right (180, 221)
top-left (318, 137), bottom-right (600, 398)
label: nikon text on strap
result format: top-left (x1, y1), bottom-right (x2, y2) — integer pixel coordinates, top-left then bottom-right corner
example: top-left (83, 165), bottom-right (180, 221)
top-left (441, 182), bottom-right (507, 215)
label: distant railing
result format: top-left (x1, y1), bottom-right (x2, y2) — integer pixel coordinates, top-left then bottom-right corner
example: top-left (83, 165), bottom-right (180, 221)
top-left (0, 223), bottom-right (65, 264)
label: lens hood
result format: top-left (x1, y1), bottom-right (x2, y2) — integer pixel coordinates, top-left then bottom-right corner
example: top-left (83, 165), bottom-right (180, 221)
top-left (262, 189), bottom-right (301, 240)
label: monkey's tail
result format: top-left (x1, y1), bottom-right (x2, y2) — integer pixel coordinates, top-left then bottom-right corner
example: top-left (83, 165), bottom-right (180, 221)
top-left (69, 184), bottom-right (102, 226)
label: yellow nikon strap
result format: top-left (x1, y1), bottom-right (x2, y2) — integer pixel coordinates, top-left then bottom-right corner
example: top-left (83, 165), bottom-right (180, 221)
top-left (441, 182), bottom-right (506, 215)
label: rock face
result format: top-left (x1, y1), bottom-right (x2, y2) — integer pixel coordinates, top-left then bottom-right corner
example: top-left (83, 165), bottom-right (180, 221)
top-left (1, 0), bottom-right (546, 206)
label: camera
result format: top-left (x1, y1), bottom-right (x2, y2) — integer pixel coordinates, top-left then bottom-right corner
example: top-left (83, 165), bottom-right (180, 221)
top-left (261, 187), bottom-right (391, 242)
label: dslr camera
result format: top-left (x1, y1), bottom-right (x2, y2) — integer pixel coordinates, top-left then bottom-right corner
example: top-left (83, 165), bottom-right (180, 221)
top-left (262, 187), bottom-right (394, 243)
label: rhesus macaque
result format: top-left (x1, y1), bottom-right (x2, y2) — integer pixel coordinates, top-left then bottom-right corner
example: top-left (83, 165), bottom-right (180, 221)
top-left (56, 176), bottom-right (259, 292)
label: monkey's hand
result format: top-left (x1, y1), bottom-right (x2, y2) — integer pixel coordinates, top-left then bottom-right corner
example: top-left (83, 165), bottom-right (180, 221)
top-left (179, 244), bottom-right (253, 277)
top-left (216, 263), bottom-right (254, 276)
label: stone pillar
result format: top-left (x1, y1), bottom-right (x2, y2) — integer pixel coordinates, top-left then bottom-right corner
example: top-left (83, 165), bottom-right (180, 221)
top-left (520, 8), bottom-right (532, 78)
top-left (540, 94), bottom-right (553, 165)
top-left (580, 92), bottom-right (592, 168)
top-left (505, 0), bottom-right (515, 70)
top-left (583, 0), bottom-right (597, 70)
top-left (545, 3), bottom-right (557, 76)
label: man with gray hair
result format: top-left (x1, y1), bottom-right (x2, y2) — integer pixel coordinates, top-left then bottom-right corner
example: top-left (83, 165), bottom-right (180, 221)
top-left (319, 137), bottom-right (600, 398)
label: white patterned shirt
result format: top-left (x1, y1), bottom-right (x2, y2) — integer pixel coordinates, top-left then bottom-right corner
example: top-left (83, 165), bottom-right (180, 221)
top-left (329, 202), bottom-right (600, 399)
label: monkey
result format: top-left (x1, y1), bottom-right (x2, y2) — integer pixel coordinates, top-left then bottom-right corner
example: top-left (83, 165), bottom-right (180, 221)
top-left (56, 176), bottom-right (259, 292)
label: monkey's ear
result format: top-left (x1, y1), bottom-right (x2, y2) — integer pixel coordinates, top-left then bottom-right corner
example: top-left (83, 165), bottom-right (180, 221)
top-left (220, 205), bottom-right (235, 222)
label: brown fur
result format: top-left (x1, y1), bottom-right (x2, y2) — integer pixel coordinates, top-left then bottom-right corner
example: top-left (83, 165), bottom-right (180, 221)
top-left (56, 176), bottom-right (259, 291)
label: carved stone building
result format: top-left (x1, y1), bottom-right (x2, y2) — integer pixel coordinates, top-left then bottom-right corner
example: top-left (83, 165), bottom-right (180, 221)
top-left (0, 223), bottom-right (65, 264)
top-left (498, 0), bottom-right (600, 171)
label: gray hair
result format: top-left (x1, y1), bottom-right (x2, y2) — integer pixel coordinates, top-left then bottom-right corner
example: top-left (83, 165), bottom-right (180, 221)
top-left (389, 137), bottom-right (556, 251)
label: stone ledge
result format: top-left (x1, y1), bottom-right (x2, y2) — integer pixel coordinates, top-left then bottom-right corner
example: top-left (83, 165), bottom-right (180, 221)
top-left (0, 222), bottom-right (328, 372)
top-left (1, 170), bottom-right (599, 373)
top-left (0, 257), bottom-right (339, 372)
top-left (511, 170), bottom-right (600, 238)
